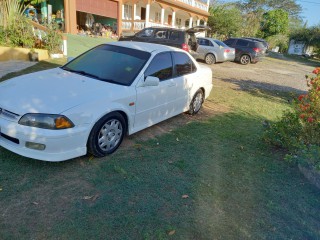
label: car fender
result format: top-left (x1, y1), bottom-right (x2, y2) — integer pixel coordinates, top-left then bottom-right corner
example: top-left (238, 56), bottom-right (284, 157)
top-left (61, 98), bottom-right (135, 137)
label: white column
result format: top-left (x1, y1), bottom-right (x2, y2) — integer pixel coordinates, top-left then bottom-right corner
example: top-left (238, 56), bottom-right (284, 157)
top-left (197, 19), bottom-right (200, 26)
top-left (189, 17), bottom-right (193, 28)
top-left (122, 4), bottom-right (125, 19)
top-left (133, 4), bottom-right (137, 20)
top-left (204, 21), bottom-right (207, 26)
top-left (160, 8), bottom-right (165, 25)
top-left (172, 11), bottom-right (176, 27)
top-left (145, 4), bottom-right (150, 27)
top-left (206, 0), bottom-right (210, 11)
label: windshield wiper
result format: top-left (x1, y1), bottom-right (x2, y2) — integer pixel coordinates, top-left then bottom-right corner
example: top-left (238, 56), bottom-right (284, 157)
top-left (62, 67), bottom-right (100, 79)
top-left (61, 67), bottom-right (121, 84)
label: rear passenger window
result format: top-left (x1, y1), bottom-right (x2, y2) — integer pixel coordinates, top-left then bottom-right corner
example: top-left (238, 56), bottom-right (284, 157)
top-left (236, 39), bottom-right (249, 47)
top-left (168, 31), bottom-right (179, 41)
top-left (198, 38), bottom-right (211, 46)
top-left (224, 39), bottom-right (235, 46)
top-left (173, 52), bottom-right (196, 76)
top-left (144, 52), bottom-right (173, 81)
top-left (136, 28), bottom-right (154, 37)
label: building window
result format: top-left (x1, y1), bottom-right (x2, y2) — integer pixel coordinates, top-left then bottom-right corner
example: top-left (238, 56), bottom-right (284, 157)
top-left (176, 18), bottom-right (182, 27)
top-left (124, 4), bottom-right (132, 20)
top-left (155, 12), bottom-right (161, 23)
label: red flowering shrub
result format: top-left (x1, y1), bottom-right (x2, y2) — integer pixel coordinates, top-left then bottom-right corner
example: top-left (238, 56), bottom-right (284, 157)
top-left (264, 67), bottom-right (320, 171)
top-left (295, 68), bottom-right (320, 145)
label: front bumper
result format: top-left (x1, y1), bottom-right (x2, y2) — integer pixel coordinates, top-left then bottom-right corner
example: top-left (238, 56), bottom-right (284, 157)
top-left (0, 117), bottom-right (89, 162)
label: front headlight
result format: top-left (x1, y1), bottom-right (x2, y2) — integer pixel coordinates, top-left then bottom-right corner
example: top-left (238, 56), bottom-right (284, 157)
top-left (19, 114), bottom-right (74, 130)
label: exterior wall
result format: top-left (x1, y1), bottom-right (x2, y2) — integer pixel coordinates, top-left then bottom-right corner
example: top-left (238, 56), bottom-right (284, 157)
top-left (64, 0), bottom-right (208, 35)
top-left (0, 47), bottom-right (49, 61)
top-left (76, 0), bottom-right (118, 19)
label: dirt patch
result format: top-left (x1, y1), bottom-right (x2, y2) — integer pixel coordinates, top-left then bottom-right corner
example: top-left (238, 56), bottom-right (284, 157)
top-left (123, 101), bottom-right (230, 147)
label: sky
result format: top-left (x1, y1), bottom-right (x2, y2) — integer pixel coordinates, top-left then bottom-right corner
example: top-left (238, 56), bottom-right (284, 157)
top-left (297, 0), bottom-right (320, 27)
top-left (220, 0), bottom-right (320, 27)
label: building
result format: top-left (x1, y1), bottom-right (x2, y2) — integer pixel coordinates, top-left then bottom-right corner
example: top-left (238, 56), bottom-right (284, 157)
top-left (36, 0), bottom-right (209, 36)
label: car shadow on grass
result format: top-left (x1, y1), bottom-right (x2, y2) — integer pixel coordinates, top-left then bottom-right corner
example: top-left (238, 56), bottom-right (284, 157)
top-left (219, 77), bottom-right (306, 105)
top-left (0, 111), bottom-right (320, 239)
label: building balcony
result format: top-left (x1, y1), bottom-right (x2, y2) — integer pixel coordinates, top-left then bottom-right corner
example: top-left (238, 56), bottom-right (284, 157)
top-left (177, 0), bottom-right (208, 12)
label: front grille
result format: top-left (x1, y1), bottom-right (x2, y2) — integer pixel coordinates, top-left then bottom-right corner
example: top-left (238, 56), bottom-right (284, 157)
top-left (0, 132), bottom-right (20, 144)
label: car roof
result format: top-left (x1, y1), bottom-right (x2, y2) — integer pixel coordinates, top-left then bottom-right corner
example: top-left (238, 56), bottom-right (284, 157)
top-left (244, 37), bottom-right (266, 42)
top-left (199, 37), bottom-right (219, 40)
top-left (142, 26), bottom-right (186, 32)
top-left (108, 41), bottom-right (183, 53)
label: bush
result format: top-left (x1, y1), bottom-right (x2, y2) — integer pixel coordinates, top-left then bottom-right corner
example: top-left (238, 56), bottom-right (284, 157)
top-left (295, 68), bottom-right (320, 145)
top-left (263, 110), bottom-right (302, 151)
top-left (42, 23), bottom-right (63, 54)
top-left (6, 16), bottom-right (35, 48)
top-left (264, 67), bottom-right (320, 170)
top-left (266, 34), bottom-right (289, 53)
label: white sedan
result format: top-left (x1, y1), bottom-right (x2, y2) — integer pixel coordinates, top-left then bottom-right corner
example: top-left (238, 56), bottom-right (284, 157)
top-left (0, 42), bottom-right (212, 161)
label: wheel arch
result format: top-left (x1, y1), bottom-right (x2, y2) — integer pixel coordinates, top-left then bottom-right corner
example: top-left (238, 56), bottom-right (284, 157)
top-left (240, 53), bottom-right (251, 62)
top-left (205, 52), bottom-right (217, 60)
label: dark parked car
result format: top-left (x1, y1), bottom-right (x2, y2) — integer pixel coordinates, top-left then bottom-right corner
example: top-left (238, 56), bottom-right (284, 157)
top-left (243, 37), bottom-right (269, 50)
top-left (223, 38), bottom-right (266, 65)
top-left (119, 26), bottom-right (210, 57)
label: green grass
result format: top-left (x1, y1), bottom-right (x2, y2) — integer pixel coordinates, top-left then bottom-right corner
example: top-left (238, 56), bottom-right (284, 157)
top-left (65, 34), bottom-right (116, 57)
top-left (268, 52), bottom-right (320, 67)
top-left (0, 41), bottom-right (319, 239)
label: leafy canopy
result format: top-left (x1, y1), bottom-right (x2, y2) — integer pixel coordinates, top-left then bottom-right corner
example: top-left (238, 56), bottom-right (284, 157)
top-left (208, 4), bottom-right (242, 38)
top-left (261, 9), bottom-right (289, 37)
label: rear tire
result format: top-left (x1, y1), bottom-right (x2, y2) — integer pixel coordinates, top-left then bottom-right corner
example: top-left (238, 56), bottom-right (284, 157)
top-left (205, 53), bottom-right (216, 65)
top-left (240, 54), bottom-right (250, 65)
top-left (188, 89), bottom-right (204, 115)
top-left (87, 112), bottom-right (126, 157)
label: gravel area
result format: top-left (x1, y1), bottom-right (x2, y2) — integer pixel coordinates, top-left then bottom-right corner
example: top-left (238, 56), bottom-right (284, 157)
top-left (209, 56), bottom-right (317, 94)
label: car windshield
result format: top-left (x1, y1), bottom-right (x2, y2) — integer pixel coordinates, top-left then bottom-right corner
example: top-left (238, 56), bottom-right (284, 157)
top-left (61, 45), bottom-right (151, 86)
top-left (213, 40), bottom-right (228, 47)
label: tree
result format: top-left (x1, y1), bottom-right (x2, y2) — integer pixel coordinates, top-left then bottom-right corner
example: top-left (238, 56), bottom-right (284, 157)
top-left (238, 0), bottom-right (302, 17)
top-left (260, 9), bottom-right (289, 37)
top-left (290, 26), bottom-right (320, 48)
top-left (207, 3), bottom-right (242, 39)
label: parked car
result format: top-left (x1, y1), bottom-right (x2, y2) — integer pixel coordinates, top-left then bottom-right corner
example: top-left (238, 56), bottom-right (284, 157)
top-left (243, 37), bottom-right (269, 50)
top-left (0, 41), bottom-right (213, 162)
top-left (223, 38), bottom-right (266, 65)
top-left (196, 37), bottom-right (235, 64)
top-left (119, 26), bottom-right (210, 57)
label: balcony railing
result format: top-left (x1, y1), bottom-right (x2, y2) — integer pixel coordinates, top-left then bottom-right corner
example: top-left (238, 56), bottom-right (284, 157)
top-left (123, 20), bottom-right (187, 32)
top-left (177, 0), bottom-right (208, 11)
top-left (194, 0), bottom-right (208, 11)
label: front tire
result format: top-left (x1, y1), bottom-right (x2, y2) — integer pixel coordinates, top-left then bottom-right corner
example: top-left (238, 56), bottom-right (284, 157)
top-left (205, 53), bottom-right (216, 65)
top-left (240, 54), bottom-right (250, 65)
top-left (188, 89), bottom-right (204, 115)
top-left (87, 112), bottom-right (126, 157)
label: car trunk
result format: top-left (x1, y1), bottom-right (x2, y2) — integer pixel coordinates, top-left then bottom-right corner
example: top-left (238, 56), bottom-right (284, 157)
top-left (186, 26), bottom-right (211, 52)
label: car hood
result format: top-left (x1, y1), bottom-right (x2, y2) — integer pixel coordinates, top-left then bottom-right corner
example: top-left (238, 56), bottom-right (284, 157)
top-left (0, 68), bottom-right (127, 115)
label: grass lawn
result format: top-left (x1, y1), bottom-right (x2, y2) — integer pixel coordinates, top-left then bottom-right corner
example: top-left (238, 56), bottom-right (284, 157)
top-left (66, 34), bottom-right (116, 57)
top-left (0, 38), bottom-right (319, 239)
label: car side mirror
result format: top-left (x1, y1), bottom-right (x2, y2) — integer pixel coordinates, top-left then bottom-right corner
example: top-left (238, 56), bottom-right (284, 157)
top-left (143, 76), bottom-right (159, 87)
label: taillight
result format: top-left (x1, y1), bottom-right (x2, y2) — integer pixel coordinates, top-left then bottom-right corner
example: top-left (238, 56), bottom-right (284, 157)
top-left (182, 43), bottom-right (189, 52)
top-left (224, 49), bottom-right (230, 53)
top-left (253, 48), bottom-right (261, 53)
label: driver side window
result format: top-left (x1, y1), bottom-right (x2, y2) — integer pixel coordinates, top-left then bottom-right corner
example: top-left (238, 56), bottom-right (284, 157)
top-left (144, 52), bottom-right (173, 81)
